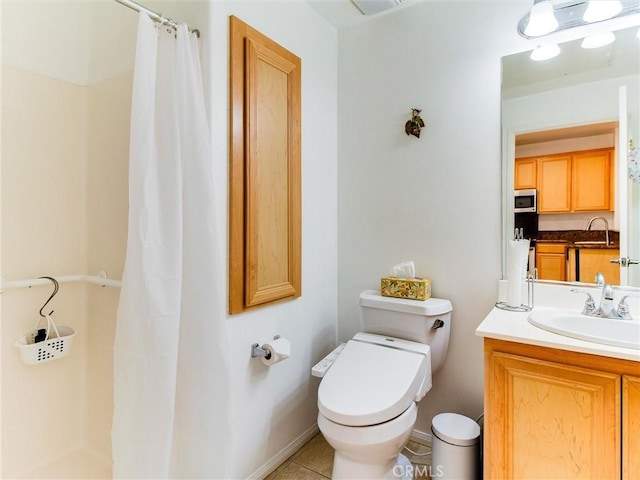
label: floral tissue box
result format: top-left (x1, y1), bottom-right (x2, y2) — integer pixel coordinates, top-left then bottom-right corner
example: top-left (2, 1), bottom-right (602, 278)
top-left (380, 277), bottom-right (431, 301)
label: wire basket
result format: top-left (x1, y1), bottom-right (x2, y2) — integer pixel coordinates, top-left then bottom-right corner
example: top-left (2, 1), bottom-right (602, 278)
top-left (15, 314), bottom-right (75, 365)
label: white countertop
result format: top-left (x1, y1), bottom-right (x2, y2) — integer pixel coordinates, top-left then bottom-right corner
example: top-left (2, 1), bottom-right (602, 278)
top-left (476, 306), bottom-right (640, 362)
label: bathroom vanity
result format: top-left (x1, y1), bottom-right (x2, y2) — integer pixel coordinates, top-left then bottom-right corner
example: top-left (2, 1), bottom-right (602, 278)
top-left (477, 302), bottom-right (640, 480)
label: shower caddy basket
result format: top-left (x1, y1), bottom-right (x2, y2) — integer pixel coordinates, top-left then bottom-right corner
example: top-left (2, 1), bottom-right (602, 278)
top-left (15, 314), bottom-right (75, 365)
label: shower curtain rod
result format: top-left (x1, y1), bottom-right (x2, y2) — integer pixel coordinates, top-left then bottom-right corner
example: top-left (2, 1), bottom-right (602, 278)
top-left (0, 271), bottom-right (122, 292)
top-left (114, 0), bottom-right (199, 36)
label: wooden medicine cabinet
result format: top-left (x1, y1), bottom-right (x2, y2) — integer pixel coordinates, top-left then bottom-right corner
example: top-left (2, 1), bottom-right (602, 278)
top-left (229, 16), bottom-right (302, 314)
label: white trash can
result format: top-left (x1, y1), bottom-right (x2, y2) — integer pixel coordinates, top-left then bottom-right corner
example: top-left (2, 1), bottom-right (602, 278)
top-left (431, 413), bottom-right (481, 479)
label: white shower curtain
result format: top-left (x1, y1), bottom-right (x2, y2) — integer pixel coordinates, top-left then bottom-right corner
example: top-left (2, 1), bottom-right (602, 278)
top-left (112, 14), bottom-right (230, 479)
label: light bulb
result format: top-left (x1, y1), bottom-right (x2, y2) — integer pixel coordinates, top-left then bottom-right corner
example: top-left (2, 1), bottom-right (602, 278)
top-left (583, 0), bottom-right (623, 23)
top-left (581, 31), bottom-right (616, 49)
top-left (524, 0), bottom-right (559, 37)
top-left (530, 44), bottom-right (561, 61)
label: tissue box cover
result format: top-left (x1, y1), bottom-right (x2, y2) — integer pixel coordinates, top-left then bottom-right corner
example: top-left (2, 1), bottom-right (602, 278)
top-left (380, 277), bottom-right (431, 301)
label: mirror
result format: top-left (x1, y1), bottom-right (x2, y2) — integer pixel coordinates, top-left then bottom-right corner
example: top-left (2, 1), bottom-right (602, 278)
top-left (502, 24), bottom-right (640, 287)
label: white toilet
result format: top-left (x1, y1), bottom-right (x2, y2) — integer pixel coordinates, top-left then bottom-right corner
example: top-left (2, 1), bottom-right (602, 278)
top-left (317, 290), bottom-right (453, 479)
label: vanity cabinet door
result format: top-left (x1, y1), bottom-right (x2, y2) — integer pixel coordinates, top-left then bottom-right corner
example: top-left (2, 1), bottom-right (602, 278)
top-left (485, 349), bottom-right (620, 479)
top-left (623, 375), bottom-right (640, 480)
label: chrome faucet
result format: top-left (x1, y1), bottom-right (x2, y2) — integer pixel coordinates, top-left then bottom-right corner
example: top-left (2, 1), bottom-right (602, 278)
top-left (593, 283), bottom-right (616, 318)
top-left (585, 216), bottom-right (610, 246)
top-left (572, 273), bottom-right (636, 320)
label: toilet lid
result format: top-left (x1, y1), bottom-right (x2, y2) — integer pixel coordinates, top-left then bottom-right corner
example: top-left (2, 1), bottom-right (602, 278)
top-left (318, 340), bottom-right (428, 427)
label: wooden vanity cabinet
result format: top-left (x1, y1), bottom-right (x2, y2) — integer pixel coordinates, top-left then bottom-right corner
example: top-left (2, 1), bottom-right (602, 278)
top-left (623, 375), bottom-right (640, 479)
top-left (535, 243), bottom-right (567, 281)
top-left (484, 339), bottom-right (640, 480)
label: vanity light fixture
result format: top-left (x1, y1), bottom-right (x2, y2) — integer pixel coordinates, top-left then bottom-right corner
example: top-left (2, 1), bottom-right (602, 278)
top-left (530, 43), bottom-right (561, 60)
top-left (524, 0), bottom-right (559, 36)
top-left (583, 0), bottom-right (623, 22)
top-left (581, 31), bottom-right (616, 48)
top-left (518, 0), bottom-right (640, 39)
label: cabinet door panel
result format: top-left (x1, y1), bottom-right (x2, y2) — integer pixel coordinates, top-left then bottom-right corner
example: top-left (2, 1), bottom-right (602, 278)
top-left (538, 155), bottom-right (572, 213)
top-left (572, 149), bottom-right (611, 211)
top-left (536, 252), bottom-right (567, 281)
top-left (623, 375), bottom-right (640, 480)
top-left (515, 157), bottom-right (537, 189)
top-left (486, 351), bottom-right (620, 479)
top-left (577, 248), bottom-right (620, 284)
top-left (229, 16), bottom-right (302, 313)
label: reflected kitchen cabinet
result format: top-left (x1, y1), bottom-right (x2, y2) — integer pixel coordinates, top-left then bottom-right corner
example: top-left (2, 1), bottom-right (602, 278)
top-left (514, 157), bottom-right (537, 190)
top-left (538, 154), bottom-right (572, 213)
top-left (535, 242), bottom-right (568, 281)
top-left (568, 248), bottom-right (621, 284)
top-left (516, 148), bottom-right (614, 213)
top-left (572, 149), bottom-right (613, 211)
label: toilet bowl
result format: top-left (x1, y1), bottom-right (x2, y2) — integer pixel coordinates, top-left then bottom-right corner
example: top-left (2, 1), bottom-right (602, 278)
top-left (318, 403), bottom-right (417, 479)
top-left (316, 291), bottom-right (453, 479)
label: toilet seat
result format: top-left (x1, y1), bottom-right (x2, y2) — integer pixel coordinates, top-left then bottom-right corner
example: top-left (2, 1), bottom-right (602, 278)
top-left (318, 339), bottom-right (428, 427)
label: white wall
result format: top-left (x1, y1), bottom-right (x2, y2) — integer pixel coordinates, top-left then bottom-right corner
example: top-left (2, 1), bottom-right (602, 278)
top-left (202, 3), bottom-right (338, 477)
top-left (504, 75), bottom-right (638, 142)
top-left (337, 1), bottom-right (533, 434)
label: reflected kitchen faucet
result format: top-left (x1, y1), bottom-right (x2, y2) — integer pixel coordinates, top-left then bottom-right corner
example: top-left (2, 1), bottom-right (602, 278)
top-left (585, 216), bottom-right (610, 246)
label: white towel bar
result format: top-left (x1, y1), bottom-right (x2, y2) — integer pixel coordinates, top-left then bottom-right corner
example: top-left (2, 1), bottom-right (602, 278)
top-left (0, 270), bottom-right (122, 292)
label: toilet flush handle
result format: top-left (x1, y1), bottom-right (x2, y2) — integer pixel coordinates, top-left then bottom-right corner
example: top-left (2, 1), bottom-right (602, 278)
top-left (431, 319), bottom-right (445, 329)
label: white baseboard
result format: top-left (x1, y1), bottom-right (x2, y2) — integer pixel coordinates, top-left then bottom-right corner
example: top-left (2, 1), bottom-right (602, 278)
top-left (248, 423), bottom-right (320, 480)
top-left (410, 427), bottom-right (433, 446)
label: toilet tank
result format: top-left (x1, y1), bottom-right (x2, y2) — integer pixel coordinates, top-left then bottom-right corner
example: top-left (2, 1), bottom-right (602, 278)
top-left (359, 290), bottom-right (452, 374)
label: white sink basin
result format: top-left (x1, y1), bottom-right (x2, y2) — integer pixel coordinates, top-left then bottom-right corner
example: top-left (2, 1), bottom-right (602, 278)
top-left (528, 310), bottom-right (640, 350)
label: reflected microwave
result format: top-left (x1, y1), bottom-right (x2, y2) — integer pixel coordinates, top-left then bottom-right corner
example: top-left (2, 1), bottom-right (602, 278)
top-left (514, 189), bottom-right (537, 213)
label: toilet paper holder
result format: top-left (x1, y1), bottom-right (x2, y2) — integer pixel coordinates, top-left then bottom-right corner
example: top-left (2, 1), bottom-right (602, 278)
top-left (251, 335), bottom-right (281, 360)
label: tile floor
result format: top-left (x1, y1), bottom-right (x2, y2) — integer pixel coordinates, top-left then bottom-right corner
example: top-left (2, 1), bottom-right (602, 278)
top-left (265, 433), bottom-right (432, 480)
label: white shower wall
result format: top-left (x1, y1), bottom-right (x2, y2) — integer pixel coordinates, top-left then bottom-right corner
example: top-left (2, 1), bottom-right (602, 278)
top-left (2, 1), bottom-right (338, 478)
top-left (1, 65), bottom-right (91, 477)
top-left (84, 71), bottom-right (133, 461)
top-left (1, 1), bottom-right (134, 477)
top-left (0, 68), bottom-right (130, 478)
